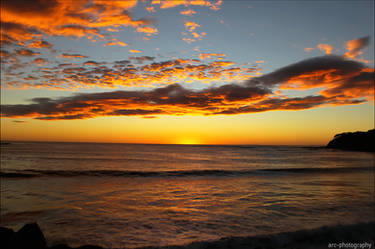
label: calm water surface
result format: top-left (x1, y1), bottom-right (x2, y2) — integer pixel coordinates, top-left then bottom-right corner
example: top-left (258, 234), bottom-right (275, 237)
top-left (1, 142), bottom-right (374, 248)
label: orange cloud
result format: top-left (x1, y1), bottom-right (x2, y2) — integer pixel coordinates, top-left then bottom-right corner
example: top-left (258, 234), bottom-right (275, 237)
top-left (146, 6), bottom-right (156, 13)
top-left (129, 49), bottom-right (142, 53)
top-left (1, 83), bottom-right (270, 120)
top-left (180, 9), bottom-right (197, 16)
top-left (345, 36), bottom-right (370, 59)
top-left (183, 21), bottom-right (205, 43)
top-left (199, 53), bottom-right (226, 60)
top-left (182, 37), bottom-right (196, 44)
top-left (83, 61), bottom-right (100, 66)
top-left (28, 40), bottom-right (53, 49)
top-left (184, 21), bottom-right (200, 31)
top-left (257, 55), bottom-right (374, 103)
top-left (1, 22), bottom-right (42, 46)
top-left (1, 0), bottom-right (155, 48)
top-left (191, 32), bottom-right (206, 39)
top-left (156, 0), bottom-right (222, 10)
top-left (210, 61), bottom-right (235, 67)
top-left (15, 49), bottom-right (40, 57)
top-left (317, 44), bottom-right (333, 55)
top-left (304, 47), bottom-right (315, 52)
top-left (32, 58), bottom-right (49, 66)
top-left (136, 26), bottom-right (158, 35)
top-left (104, 39), bottom-right (128, 47)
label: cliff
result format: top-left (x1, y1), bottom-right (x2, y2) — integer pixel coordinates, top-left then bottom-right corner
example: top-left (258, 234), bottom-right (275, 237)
top-left (326, 129), bottom-right (375, 152)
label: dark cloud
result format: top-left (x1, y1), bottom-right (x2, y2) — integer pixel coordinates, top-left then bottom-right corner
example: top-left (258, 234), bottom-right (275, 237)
top-left (83, 61), bottom-right (100, 66)
top-left (0, 21), bottom-right (41, 46)
top-left (1, 55), bottom-right (373, 120)
top-left (114, 60), bottom-right (131, 65)
top-left (15, 49), bottom-right (40, 57)
top-left (2, 0), bottom-right (59, 15)
top-left (252, 55), bottom-right (365, 86)
top-left (0, 83), bottom-right (271, 119)
top-left (248, 55), bottom-right (374, 102)
top-left (129, 56), bottom-right (155, 64)
top-left (60, 53), bottom-right (88, 59)
top-left (216, 95), bottom-right (331, 115)
top-left (0, 50), bottom-right (11, 58)
top-left (28, 40), bottom-right (53, 49)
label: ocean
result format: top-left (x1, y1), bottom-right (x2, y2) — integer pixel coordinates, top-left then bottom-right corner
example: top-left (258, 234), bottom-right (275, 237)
top-left (1, 142), bottom-right (374, 248)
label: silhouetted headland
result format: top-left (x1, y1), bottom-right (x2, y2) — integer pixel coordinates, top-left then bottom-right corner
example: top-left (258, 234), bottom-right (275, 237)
top-left (1, 222), bottom-right (374, 249)
top-left (327, 129), bottom-right (375, 152)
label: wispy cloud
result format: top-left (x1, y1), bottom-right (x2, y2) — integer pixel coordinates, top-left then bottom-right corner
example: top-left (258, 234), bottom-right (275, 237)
top-left (60, 53), bottom-right (88, 59)
top-left (304, 47), bottom-right (315, 52)
top-left (183, 21), bottom-right (205, 43)
top-left (304, 36), bottom-right (371, 62)
top-left (155, 0), bottom-right (222, 10)
top-left (317, 44), bottom-right (333, 55)
top-left (180, 9), bottom-right (197, 16)
top-left (199, 53), bottom-right (226, 60)
top-left (345, 36), bottom-right (370, 59)
top-left (129, 49), bottom-right (143, 53)
top-left (185, 21), bottom-right (200, 32)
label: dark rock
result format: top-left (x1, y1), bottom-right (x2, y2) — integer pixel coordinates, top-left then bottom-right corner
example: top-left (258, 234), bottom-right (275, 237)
top-left (75, 246), bottom-right (104, 249)
top-left (0, 227), bottom-right (15, 249)
top-left (326, 129), bottom-right (375, 152)
top-left (49, 244), bottom-right (73, 249)
top-left (9, 222), bottom-right (47, 249)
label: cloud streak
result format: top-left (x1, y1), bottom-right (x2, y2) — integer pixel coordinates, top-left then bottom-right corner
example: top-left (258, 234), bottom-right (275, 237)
top-left (1, 55), bottom-right (373, 120)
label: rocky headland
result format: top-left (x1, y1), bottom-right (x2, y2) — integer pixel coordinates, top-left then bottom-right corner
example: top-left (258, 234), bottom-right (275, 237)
top-left (327, 129), bottom-right (375, 152)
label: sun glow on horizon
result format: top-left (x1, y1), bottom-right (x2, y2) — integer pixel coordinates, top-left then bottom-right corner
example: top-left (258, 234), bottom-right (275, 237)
top-left (177, 138), bottom-right (202, 145)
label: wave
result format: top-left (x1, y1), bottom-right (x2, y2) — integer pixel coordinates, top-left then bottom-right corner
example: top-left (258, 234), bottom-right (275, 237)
top-left (149, 222), bottom-right (375, 249)
top-left (1, 166), bottom-right (373, 178)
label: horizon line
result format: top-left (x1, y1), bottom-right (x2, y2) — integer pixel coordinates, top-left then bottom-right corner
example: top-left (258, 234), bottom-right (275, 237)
top-left (0, 139), bottom-right (326, 147)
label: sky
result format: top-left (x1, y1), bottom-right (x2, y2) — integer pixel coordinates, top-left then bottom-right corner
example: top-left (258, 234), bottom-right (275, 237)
top-left (0, 0), bottom-right (374, 145)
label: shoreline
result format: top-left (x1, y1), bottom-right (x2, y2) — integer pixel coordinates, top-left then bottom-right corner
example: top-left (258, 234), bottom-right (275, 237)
top-left (1, 221), bottom-right (374, 249)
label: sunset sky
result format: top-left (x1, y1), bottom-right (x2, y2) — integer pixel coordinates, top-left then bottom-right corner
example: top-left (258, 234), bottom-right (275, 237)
top-left (1, 0), bottom-right (374, 145)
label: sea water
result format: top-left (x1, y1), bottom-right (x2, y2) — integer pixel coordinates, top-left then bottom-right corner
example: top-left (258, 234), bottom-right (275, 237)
top-left (1, 142), bottom-right (374, 248)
